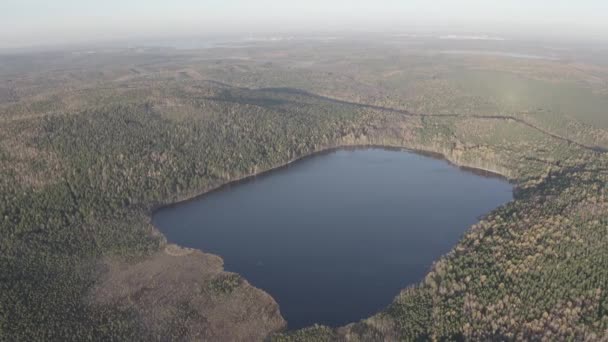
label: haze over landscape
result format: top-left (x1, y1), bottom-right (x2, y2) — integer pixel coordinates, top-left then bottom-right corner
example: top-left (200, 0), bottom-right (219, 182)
top-left (1, 1), bottom-right (608, 341)
top-left (2, 0), bottom-right (608, 48)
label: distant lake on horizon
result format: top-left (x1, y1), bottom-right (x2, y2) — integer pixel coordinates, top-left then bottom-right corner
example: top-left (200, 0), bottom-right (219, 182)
top-left (153, 148), bottom-right (513, 329)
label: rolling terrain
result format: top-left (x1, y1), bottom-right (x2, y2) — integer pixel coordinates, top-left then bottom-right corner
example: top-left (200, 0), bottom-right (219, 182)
top-left (1, 38), bottom-right (607, 340)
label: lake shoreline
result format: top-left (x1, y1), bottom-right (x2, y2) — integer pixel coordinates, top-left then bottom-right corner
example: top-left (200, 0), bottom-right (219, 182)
top-left (149, 144), bottom-right (512, 216)
top-left (152, 147), bottom-right (513, 328)
top-left (146, 142), bottom-right (514, 330)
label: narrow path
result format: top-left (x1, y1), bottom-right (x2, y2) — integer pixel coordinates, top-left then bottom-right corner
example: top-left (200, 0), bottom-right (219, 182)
top-left (257, 87), bottom-right (608, 154)
top-left (1, 78), bottom-right (605, 153)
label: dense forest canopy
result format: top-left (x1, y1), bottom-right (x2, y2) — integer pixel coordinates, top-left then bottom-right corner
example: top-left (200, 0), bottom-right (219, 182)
top-left (0, 38), bottom-right (607, 340)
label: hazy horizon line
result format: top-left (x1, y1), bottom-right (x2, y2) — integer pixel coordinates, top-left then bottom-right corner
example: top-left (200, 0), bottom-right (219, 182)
top-left (2, 28), bottom-right (607, 53)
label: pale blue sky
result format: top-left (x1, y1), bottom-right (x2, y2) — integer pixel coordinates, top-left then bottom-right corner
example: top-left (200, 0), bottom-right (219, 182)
top-left (1, 0), bottom-right (607, 47)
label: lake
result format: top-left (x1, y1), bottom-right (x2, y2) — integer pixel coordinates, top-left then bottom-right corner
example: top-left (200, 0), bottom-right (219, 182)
top-left (153, 148), bottom-right (513, 329)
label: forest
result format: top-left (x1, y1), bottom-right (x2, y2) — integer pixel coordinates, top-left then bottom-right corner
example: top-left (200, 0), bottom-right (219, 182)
top-left (0, 40), bottom-right (607, 340)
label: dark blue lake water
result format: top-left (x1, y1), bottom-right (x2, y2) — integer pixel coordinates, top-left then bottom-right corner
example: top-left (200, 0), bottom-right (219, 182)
top-left (153, 148), bottom-right (513, 329)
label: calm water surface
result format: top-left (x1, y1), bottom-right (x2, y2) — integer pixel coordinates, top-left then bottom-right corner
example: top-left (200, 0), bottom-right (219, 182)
top-left (153, 148), bottom-right (513, 329)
